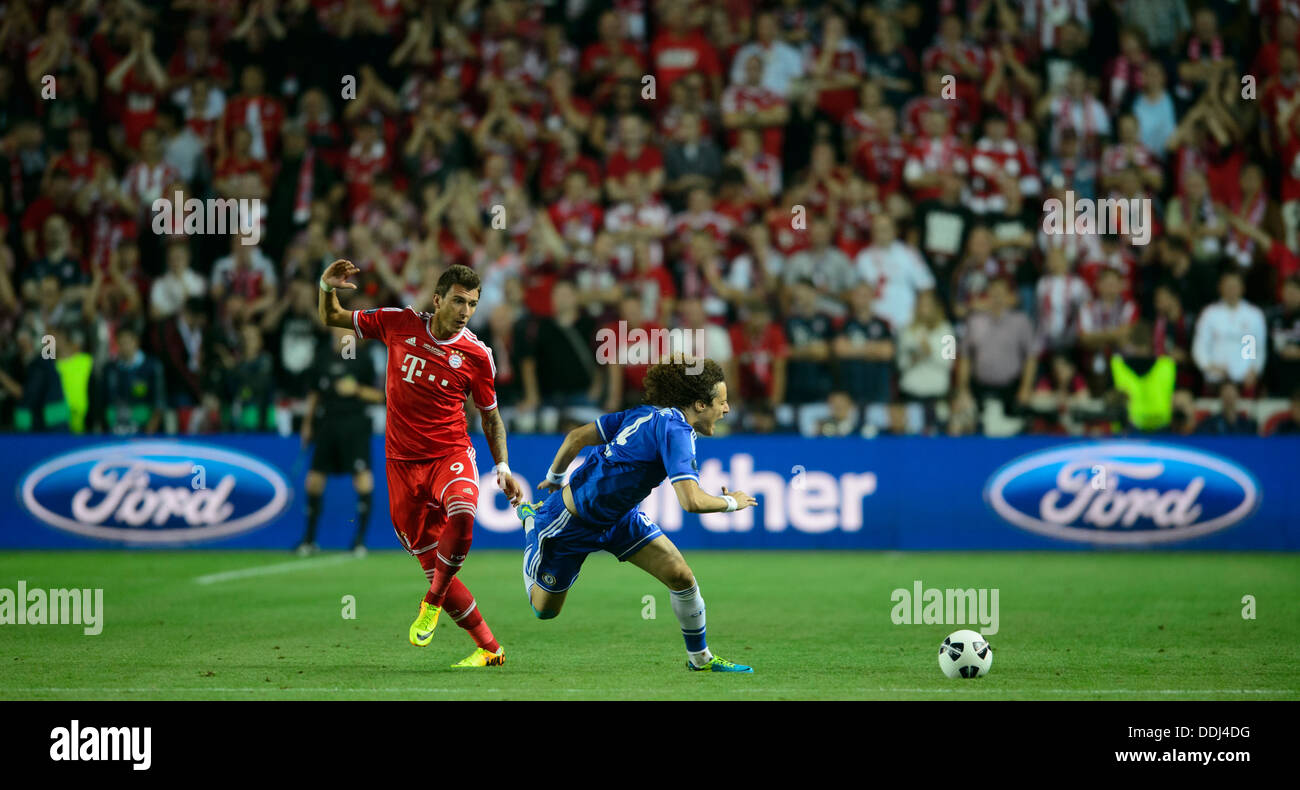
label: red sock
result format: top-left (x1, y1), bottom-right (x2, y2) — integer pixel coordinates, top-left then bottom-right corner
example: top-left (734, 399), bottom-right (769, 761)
top-left (417, 550), bottom-right (440, 605)
top-left (426, 509), bottom-right (474, 608)
top-left (443, 577), bottom-right (500, 652)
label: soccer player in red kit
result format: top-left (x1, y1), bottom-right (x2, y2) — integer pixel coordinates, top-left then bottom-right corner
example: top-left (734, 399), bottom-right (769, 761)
top-left (318, 260), bottom-right (524, 668)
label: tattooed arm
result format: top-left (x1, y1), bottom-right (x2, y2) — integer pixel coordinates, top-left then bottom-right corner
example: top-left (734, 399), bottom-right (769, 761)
top-left (480, 405), bottom-right (522, 505)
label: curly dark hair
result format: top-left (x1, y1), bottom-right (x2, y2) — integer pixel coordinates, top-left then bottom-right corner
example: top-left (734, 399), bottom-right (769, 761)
top-left (643, 357), bottom-right (726, 411)
top-left (435, 264), bottom-right (481, 297)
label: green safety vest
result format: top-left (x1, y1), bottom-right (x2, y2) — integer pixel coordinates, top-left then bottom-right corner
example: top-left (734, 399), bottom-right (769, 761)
top-left (1110, 355), bottom-right (1175, 431)
top-left (55, 352), bottom-right (94, 434)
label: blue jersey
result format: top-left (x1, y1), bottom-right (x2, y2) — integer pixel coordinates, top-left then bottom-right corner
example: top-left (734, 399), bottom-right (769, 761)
top-left (566, 405), bottom-right (700, 527)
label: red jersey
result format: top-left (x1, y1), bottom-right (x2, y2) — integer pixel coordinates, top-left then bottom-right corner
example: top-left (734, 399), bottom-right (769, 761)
top-left (1100, 142), bottom-right (1159, 184)
top-left (353, 306), bottom-right (498, 461)
top-left (223, 95), bottom-right (286, 160)
top-left (605, 144), bottom-right (664, 183)
top-left (668, 209), bottom-right (735, 248)
top-left (767, 206), bottom-right (810, 256)
top-left (805, 40), bottom-right (866, 120)
top-left (580, 40), bottom-right (645, 76)
top-left (720, 84), bottom-right (785, 156)
top-left (166, 48), bottom-right (231, 89)
top-left (729, 322), bottom-right (789, 401)
top-left (116, 69), bottom-right (162, 149)
top-left (549, 198), bottom-right (604, 247)
top-left (343, 139), bottom-right (392, 210)
top-left (650, 30), bottom-right (721, 97)
top-left (844, 109), bottom-right (879, 150)
top-left (854, 134), bottom-right (907, 197)
top-left (539, 153), bottom-right (601, 199)
top-left (902, 95), bottom-right (958, 139)
top-left (969, 137), bottom-right (1038, 213)
top-left (49, 150), bottom-right (110, 192)
top-left (1282, 137), bottom-right (1300, 203)
top-left (904, 135), bottom-right (969, 202)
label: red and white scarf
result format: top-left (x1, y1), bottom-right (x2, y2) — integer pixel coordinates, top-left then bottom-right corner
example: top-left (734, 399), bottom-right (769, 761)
top-left (1225, 191), bottom-right (1267, 266)
top-left (1187, 36), bottom-right (1224, 62)
top-left (1108, 55), bottom-right (1146, 110)
top-left (1058, 95), bottom-right (1100, 141)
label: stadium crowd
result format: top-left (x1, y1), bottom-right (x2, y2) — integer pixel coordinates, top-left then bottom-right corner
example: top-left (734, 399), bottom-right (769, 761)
top-left (2, 0), bottom-right (1300, 438)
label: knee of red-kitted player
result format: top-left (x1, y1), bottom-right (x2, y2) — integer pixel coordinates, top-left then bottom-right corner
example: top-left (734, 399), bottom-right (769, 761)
top-left (445, 497), bottom-right (476, 517)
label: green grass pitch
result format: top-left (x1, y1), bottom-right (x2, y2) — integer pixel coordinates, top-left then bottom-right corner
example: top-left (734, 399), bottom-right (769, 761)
top-left (1, 550), bottom-right (1296, 700)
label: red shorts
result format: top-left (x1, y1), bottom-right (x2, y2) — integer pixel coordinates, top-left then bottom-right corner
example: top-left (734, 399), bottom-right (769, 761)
top-left (385, 447), bottom-right (480, 555)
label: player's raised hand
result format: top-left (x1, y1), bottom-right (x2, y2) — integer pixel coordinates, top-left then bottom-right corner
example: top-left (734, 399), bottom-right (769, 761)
top-left (498, 468), bottom-right (524, 506)
top-left (721, 486), bottom-right (758, 510)
top-left (321, 259), bottom-right (360, 291)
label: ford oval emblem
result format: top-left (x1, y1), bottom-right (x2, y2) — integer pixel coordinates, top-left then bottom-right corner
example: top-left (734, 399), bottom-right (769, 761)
top-left (985, 443), bottom-right (1259, 545)
top-left (19, 442), bottom-right (291, 544)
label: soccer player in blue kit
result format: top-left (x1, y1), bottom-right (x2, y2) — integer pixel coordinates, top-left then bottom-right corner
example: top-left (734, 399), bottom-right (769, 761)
top-left (516, 357), bottom-right (759, 672)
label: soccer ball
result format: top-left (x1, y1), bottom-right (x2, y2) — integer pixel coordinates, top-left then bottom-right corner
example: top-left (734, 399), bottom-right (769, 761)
top-left (938, 629), bottom-right (993, 678)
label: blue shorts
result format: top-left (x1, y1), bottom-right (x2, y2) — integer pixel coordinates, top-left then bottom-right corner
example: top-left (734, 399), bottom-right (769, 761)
top-left (523, 493), bottom-right (663, 594)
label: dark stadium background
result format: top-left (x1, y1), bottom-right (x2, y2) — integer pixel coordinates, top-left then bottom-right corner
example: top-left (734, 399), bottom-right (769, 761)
top-left (1, 0), bottom-right (1298, 440)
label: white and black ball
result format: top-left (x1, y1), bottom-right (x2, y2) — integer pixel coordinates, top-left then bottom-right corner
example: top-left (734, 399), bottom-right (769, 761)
top-left (938, 629), bottom-right (993, 678)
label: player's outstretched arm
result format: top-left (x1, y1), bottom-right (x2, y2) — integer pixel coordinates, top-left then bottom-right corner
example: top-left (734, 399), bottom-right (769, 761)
top-left (671, 479), bottom-right (758, 514)
top-left (537, 422), bottom-right (604, 492)
top-left (317, 259), bottom-right (360, 329)
top-left (481, 406), bottom-right (523, 506)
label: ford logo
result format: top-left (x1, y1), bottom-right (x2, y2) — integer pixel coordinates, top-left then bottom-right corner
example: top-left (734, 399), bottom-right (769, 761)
top-left (985, 443), bottom-right (1259, 545)
top-left (19, 442), bottom-right (291, 544)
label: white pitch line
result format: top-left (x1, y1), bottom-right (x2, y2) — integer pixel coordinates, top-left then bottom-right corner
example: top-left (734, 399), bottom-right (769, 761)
top-left (857, 688), bottom-right (1291, 695)
top-left (194, 554), bottom-right (358, 585)
top-left (9, 688), bottom-right (1295, 696)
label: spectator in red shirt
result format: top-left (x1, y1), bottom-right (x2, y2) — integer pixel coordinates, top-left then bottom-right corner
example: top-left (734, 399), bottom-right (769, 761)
top-left (214, 127), bottom-right (271, 199)
top-left (342, 119), bottom-right (392, 212)
top-left (721, 53), bottom-right (789, 158)
top-left (341, 64), bottom-right (403, 151)
top-left (221, 64), bottom-right (286, 163)
top-left (295, 86), bottom-right (346, 170)
top-left (1251, 12), bottom-right (1300, 83)
top-left (537, 126), bottom-right (601, 204)
top-left (548, 170), bottom-right (604, 256)
top-left (166, 20), bottom-right (232, 99)
top-left (921, 13), bottom-right (983, 126)
top-left (605, 114), bottom-right (664, 201)
top-left (122, 127), bottom-right (182, 225)
top-left (806, 12), bottom-right (867, 122)
top-left (853, 106), bottom-right (907, 199)
top-left (728, 127), bottom-right (782, 206)
top-left (621, 238), bottom-right (678, 323)
top-left (48, 123), bottom-right (111, 194)
top-left (905, 108), bottom-right (969, 203)
top-left (105, 28), bottom-right (167, 151)
top-left (602, 291), bottom-right (668, 411)
top-left (903, 70), bottom-right (963, 140)
top-left (729, 298), bottom-right (788, 408)
top-left (580, 10), bottom-right (646, 93)
top-left (650, 0), bottom-right (722, 100)
top-left (21, 168), bottom-right (84, 263)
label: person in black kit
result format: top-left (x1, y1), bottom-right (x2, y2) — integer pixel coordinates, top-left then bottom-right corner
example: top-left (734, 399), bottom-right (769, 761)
top-left (1272, 390), bottom-right (1300, 435)
top-left (1266, 276), bottom-right (1300, 398)
top-left (1195, 382), bottom-right (1258, 436)
top-left (783, 280), bottom-right (835, 405)
top-left (296, 327), bottom-right (384, 556)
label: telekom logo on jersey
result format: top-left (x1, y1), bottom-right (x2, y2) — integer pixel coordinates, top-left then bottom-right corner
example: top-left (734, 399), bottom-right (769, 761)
top-left (474, 454), bottom-right (878, 534)
top-left (399, 353), bottom-right (456, 388)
